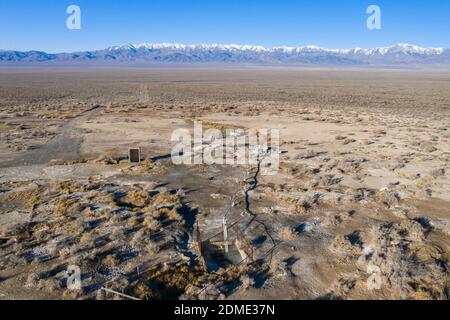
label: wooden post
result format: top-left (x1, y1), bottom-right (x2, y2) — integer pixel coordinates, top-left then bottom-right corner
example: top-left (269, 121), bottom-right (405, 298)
top-left (196, 222), bottom-right (207, 271)
top-left (234, 225), bottom-right (254, 264)
top-left (223, 217), bottom-right (229, 253)
top-left (100, 288), bottom-right (141, 301)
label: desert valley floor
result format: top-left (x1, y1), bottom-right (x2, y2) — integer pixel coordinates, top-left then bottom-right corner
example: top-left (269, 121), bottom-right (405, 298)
top-left (0, 68), bottom-right (449, 300)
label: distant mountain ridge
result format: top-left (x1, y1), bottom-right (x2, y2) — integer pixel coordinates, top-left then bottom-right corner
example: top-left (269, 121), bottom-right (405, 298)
top-left (1, 43), bottom-right (450, 66)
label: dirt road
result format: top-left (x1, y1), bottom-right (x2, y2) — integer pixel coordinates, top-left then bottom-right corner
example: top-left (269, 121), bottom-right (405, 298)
top-left (0, 106), bottom-right (102, 168)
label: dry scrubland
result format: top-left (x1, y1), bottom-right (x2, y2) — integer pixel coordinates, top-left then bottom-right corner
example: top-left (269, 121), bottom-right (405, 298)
top-left (0, 68), bottom-right (449, 300)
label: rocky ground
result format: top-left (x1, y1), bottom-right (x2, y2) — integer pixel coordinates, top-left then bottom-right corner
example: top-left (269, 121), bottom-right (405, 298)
top-left (0, 68), bottom-right (449, 300)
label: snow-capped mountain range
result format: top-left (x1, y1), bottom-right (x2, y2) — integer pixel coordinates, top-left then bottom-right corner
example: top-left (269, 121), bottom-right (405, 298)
top-left (1, 43), bottom-right (450, 66)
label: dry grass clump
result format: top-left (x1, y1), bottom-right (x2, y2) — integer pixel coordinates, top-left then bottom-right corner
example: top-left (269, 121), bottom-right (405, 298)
top-left (93, 154), bottom-right (119, 165)
top-left (0, 185), bottom-right (42, 209)
top-left (1, 222), bottom-right (29, 240)
top-left (184, 265), bottom-right (249, 300)
top-left (51, 180), bottom-right (89, 194)
top-left (131, 262), bottom-right (246, 300)
top-left (130, 263), bottom-right (210, 300)
top-left (79, 230), bottom-right (96, 247)
top-left (116, 185), bottom-right (175, 210)
top-left (279, 195), bottom-right (314, 215)
top-left (377, 189), bottom-right (401, 208)
top-left (95, 192), bottom-right (117, 207)
top-left (300, 149), bottom-right (318, 159)
top-left (2, 180), bottom-right (189, 298)
top-left (143, 181), bottom-right (158, 191)
top-left (103, 254), bottom-right (120, 268)
top-left (342, 138), bottom-right (357, 145)
top-left (129, 228), bottom-right (160, 255)
top-left (91, 150), bottom-right (126, 165)
top-left (50, 195), bottom-right (79, 216)
top-left (122, 189), bottom-right (152, 208)
top-left (317, 174), bottom-right (342, 187)
top-left (122, 160), bottom-right (155, 175)
top-left (330, 233), bottom-right (364, 256)
top-left (127, 217), bottom-right (144, 228)
top-left (408, 291), bottom-right (434, 300)
top-left (144, 240), bottom-right (160, 256)
top-left (143, 216), bottom-right (161, 230)
top-left (279, 227), bottom-right (298, 240)
top-left (185, 119), bottom-right (244, 133)
top-left (300, 194), bottom-right (323, 213)
top-left (0, 180), bottom-right (33, 190)
top-left (363, 220), bottom-right (449, 300)
top-left (152, 191), bottom-right (180, 208)
top-left (0, 123), bottom-right (10, 132)
top-left (153, 207), bottom-right (181, 222)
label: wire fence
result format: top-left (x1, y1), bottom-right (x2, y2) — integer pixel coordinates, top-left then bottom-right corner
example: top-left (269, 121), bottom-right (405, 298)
top-left (97, 151), bottom-right (282, 301)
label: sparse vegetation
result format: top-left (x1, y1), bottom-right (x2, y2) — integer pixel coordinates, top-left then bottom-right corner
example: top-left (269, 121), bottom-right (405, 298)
top-left (0, 69), bottom-right (449, 300)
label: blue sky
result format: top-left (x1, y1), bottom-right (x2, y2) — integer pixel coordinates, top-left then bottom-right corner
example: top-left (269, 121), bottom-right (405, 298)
top-left (1, 0), bottom-right (449, 53)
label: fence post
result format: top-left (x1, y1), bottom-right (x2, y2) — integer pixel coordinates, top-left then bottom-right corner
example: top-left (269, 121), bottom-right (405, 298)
top-left (223, 217), bottom-right (229, 253)
top-left (196, 222), bottom-right (207, 271)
